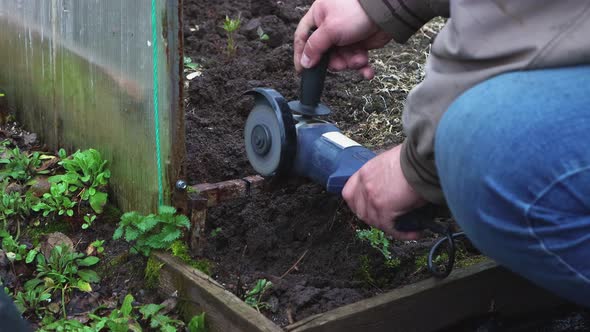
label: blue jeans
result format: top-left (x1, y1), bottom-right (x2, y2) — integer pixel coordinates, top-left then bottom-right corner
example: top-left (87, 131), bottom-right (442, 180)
top-left (435, 66), bottom-right (590, 307)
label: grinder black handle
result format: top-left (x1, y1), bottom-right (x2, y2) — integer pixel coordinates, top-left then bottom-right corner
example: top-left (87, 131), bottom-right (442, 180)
top-left (299, 33), bottom-right (331, 108)
top-left (395, 204), bottom-right (445, 234)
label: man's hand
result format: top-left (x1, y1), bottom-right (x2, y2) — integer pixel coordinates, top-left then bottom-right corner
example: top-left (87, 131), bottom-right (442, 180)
top-left (342, 145), bottom-right (427, 240)
top-left (294, 0), bottom-right (393, 80)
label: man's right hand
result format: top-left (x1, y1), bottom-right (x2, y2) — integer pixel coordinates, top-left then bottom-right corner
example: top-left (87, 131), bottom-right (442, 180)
top-left (294, 0), bottom-right (393, 80)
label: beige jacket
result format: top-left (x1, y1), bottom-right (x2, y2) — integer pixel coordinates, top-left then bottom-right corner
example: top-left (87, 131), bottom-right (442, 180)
top-left (359, 0), bottom-right (590, 204)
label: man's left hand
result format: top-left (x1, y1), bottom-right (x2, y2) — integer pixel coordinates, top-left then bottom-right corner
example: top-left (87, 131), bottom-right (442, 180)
top-left (342, 145), bottom-right (427, 240)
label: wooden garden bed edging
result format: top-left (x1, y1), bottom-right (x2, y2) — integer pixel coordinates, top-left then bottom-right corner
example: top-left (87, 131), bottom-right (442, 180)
top-left (153, 251), bottom-right (282, 332)
top-left (153, 252), bottom-right (565, 332)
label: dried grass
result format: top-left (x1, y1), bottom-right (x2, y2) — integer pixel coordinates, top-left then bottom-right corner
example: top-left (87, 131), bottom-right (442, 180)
top-left (343, 18), bottom-right (446, 149)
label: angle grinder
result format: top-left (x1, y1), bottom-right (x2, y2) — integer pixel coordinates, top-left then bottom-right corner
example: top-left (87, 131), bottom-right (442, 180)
top-left (244, 47), bottom-right (464, 278)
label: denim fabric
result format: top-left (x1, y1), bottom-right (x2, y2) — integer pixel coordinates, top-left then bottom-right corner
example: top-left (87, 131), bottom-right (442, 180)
top-left (435, 65), bottom-right (590, 306)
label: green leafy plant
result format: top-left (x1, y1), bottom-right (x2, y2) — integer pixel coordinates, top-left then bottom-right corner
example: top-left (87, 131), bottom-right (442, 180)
top-left (0, 146), bottom-right (45, 182)
top-left (244, 279), bottom-right (272, 312)
top-left (88, 294), bottom-right (189, 332)
top-left (32, 182), bottom-right (76, 218)
top-left (188, 312), bottom-right (207, 332)
top-left (14, 282), bottom-right (52, 319)
top-left (139, 302), bottom-right (184, 332)
top-left (256, 26), bottom-right (269, 41)
top-left (48, 149), bottom-right (110, 214)
top-left (113, 206), bottom-right (190, 256)
top-left (356, 227), bottom-right (400, 268)
top-left (41, 293), bottom-right (190, 332)
top-left (0, 182), bottom-right (36, 234)
top-left (38, 318), bottom-right (95, 332)
top-left (0, 231), bottom-right (29, 262)
top-left (34, 244), bottom-right (101, 317)
top-left (88, 294), bottom-right (141, 332)
top-left (222, 15), bottom-right (241, 56)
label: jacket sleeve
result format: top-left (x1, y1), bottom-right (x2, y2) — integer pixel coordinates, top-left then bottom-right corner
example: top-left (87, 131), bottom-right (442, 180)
top-left (358, 0), bottom-right (449, 43)
top-left (360, 0), bottom-right (590, 204)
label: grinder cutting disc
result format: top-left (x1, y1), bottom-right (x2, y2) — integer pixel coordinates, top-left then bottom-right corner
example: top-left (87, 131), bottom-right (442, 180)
top-left (244, 100), bottom-right (295, 176)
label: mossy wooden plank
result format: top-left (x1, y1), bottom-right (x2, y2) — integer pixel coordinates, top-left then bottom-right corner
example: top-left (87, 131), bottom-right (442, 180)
top-left (0, 0), bottom-right (184, 213)
top-left (286, 261), bottom-right (564, 332)
top-left (153, 252), bottom-right (283, 332)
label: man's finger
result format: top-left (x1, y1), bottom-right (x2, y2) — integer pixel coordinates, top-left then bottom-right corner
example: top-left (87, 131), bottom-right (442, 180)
top-left (294, 10), bottom-right (316, 72)
top-left (358, 66), bottom-right (375, 80)
top-left (346, 49), bottom-right (369, 70)
top-left (389, 229), bottom-right (422, 241)
top-left (301, 24), bottom-right (335, 69)
top-left (329, 52), bottom-right (348, 71)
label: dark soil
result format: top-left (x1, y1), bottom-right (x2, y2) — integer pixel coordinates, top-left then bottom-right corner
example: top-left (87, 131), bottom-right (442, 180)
top-left (182, 0), bottom-right (455, 327)
top-left (444, 305), bottom-right (590, 332)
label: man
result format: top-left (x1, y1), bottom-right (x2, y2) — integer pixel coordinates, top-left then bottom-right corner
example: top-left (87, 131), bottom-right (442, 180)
top-left (294, 0), bottom-right (590, 306)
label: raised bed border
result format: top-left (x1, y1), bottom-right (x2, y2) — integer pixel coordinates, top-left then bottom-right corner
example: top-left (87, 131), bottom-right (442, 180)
top-left (153, 252), bottom-right (565, 332)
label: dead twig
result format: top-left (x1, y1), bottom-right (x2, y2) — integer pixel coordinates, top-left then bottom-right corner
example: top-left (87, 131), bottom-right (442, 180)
top-left (286, 306), bottom-right (295, 325)
top-left (280, 250), bottom-right (309, 279)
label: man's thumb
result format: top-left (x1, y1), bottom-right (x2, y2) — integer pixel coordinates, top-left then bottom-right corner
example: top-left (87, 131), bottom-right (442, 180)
top-left (301, 26), bottom-right (333, 69)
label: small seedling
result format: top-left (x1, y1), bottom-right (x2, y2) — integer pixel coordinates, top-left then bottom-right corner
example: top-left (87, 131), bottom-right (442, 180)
top-left (210, 227), bottom-right (222, 238)
top-left (223, 15), bottom-right (241, 56)
top-left (82, 214), bottom-right (96, 230)
top-left (183, 57), bottom-right (202, 80)
top-left (257, 26), bottom-right (269, 41)
top-left (89, 240), bottom-right (105, 254)
top-left (244, 278), bottom-right (272, 312)
top-left (183, 57), bottom-right (200, 71)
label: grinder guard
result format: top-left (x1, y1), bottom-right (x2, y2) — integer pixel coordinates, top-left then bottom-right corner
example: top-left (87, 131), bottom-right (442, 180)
top-left (293, 122), bottom-right (376, 193)
top-left (244, 88), bottom-right (297, 177)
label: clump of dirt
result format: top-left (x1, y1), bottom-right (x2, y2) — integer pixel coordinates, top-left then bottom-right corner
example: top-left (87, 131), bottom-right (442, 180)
top-left (182, 0), bottom-right (446, 326)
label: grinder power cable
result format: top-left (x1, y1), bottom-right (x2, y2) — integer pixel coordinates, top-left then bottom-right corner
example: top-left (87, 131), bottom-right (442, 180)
top-left (244, 41), bottom-right (466, 278)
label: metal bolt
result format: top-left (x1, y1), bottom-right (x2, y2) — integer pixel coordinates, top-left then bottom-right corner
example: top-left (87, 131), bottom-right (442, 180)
top-left (175, 180), bottom-right (188, 191)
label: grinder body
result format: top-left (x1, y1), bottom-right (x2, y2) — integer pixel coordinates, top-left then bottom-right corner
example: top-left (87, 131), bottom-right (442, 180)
top-left (293, 118), bottom-right (375, 194)
top-left (244, 87), bottom-right (376, 194)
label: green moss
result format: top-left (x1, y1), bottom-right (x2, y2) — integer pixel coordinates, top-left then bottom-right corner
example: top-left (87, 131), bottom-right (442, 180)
top-left (145, 256), bottom-right (164, 289)
top-left (170, 241), bottom-right (212, 276)
top-left (455, 254), bottom-right (488, 268)
top-left (101, 204), bottom-right (122, 223)
top-left (355, 255), bottom-right (375, 287)
top-left (24, 221), bottom-right (70, 247)
top-left (385, 257), bottom-right (401, 269)
top-left (414, 247), bottom-right (488, 272)
top-left (414, 253), bottom-right (428, 269)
